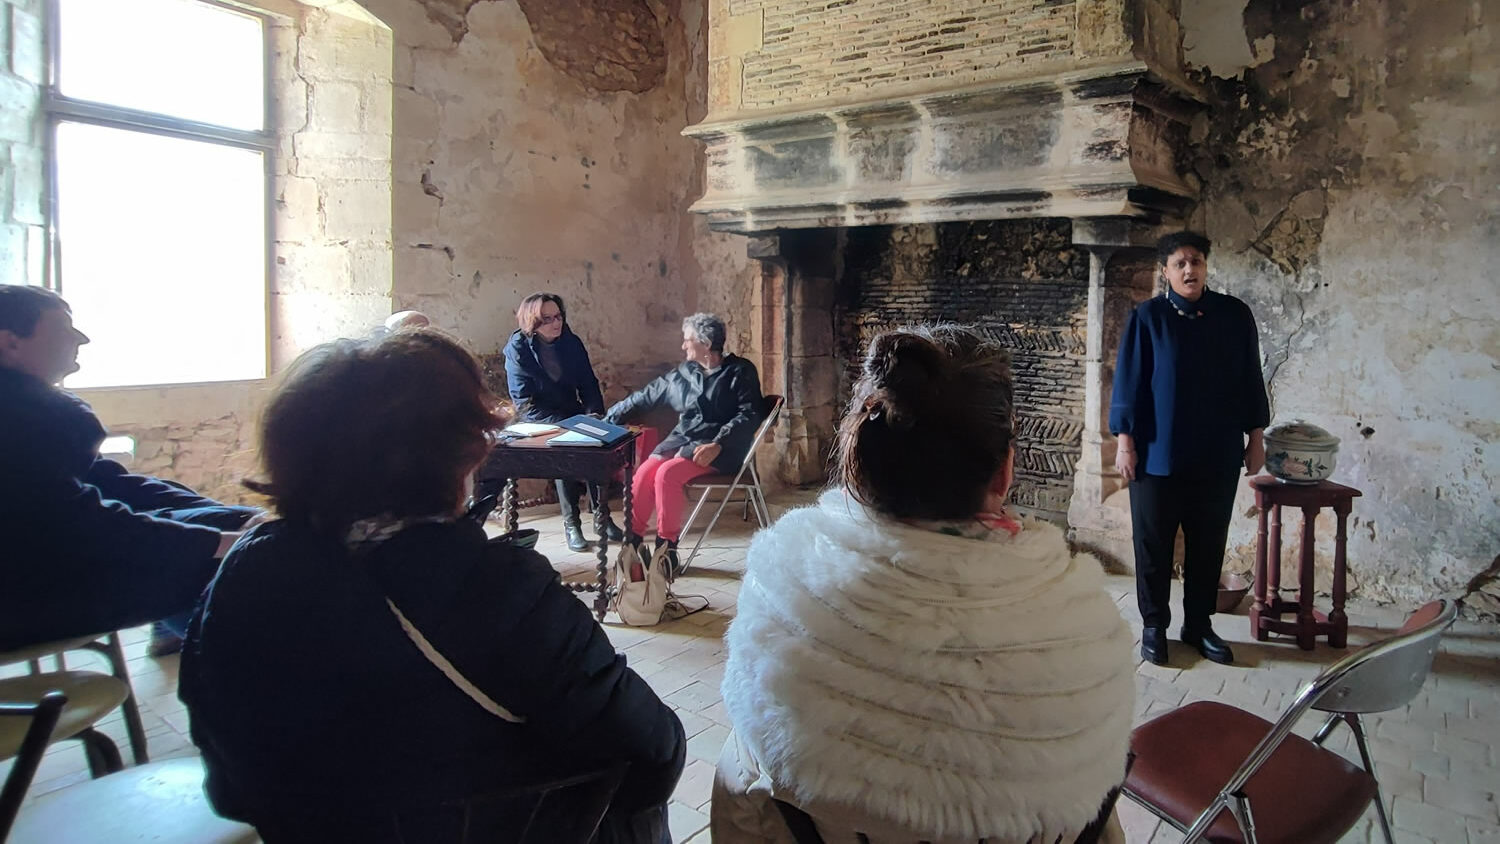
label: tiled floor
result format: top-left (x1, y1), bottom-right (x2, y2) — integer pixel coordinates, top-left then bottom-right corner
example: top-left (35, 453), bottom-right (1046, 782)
top-left (5, 491), bottom-right (1498, 843)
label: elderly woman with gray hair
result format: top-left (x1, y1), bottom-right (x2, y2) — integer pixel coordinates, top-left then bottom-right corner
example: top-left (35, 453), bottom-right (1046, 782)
top-left (604, 313), bottom-right (763, 575)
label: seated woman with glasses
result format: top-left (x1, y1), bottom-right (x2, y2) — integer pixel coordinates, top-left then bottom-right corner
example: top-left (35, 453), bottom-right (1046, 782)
top-left (713, 325), bottom-right (1134, 844)
top-left (180, 329), bottom-right (684, 844)
top-left (604, 312), bottom-right (763, 576)
top-left (503, 292), bottom-right (624, 551)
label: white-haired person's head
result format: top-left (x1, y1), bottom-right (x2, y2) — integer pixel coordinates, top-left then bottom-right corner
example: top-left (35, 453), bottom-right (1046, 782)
top-left (384, 310), bottom-right (432, 332)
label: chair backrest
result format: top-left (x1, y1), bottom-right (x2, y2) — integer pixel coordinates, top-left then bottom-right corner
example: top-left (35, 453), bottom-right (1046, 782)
top-left (250, 764), bottom-right (626, 844)
top-left (0, 691), bottom-right (67, 841)
top-left (1308, 599), bottom-right (1457, 715)
top-left (1215, 599), bottom-right (1457, 799)
top-left (734, 394), bottom-right (784, 473)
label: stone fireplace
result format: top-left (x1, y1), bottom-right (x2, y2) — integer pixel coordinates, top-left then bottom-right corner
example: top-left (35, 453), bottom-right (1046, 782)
top-left (836, 219), bottom-right (1090, 523)
top-left (685, 0), bottom-right (1201, 564)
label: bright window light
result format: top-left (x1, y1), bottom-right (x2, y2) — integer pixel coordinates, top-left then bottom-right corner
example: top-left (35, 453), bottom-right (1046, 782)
top-left (51, 0), bottom-right (270, 390)
top-left (99, 435), bottom-right (136, 459)
top-left (56, 122), bottom-right (267, 389)
top-left (57, 0), bottom-right (265, 130)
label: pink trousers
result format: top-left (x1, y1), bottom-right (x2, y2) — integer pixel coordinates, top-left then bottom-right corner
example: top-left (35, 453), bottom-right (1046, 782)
top-left (630, 455), bottom-right (714, 541)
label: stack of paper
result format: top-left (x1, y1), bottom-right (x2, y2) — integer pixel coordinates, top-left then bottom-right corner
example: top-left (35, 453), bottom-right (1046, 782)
top-left (548, 430), bottom-right (604, 447)
top-left (504, 422), bottom-right (561, 437)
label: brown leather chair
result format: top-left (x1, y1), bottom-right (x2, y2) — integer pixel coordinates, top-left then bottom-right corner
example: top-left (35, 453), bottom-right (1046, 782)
top-left (1122, 600), bottom-right (1458, 844)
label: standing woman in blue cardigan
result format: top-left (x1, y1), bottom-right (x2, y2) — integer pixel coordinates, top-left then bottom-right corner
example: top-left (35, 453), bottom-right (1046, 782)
top-left (503, 293), bottom-right (624, 551)
top-left (1110, 231), bottom-right (1270, 668)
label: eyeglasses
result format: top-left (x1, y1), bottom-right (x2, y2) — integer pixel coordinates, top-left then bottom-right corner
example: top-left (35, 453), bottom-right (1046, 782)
top-left (539, 314), bottom-right (563, 325)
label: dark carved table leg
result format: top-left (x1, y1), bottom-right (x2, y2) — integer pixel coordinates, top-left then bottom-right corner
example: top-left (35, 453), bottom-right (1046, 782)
top-left (503, 478), bottom-right (519, 535)
top-left (592, 484), bottom-right (610, 622)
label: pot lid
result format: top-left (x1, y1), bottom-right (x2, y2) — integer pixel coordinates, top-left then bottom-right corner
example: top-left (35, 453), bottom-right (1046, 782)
top-left (1265, 421), bottom-right (1341, 448)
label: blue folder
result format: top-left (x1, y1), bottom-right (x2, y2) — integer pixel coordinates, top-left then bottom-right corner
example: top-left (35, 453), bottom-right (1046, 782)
top-left (555, 414), bottom-right (632, 447)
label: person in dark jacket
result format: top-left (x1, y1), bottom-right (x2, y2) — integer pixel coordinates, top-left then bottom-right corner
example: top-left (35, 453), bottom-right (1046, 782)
top-left (181, 328), bottom-right (684, 844)
top-left (503, 292), bottom-right (623, 551)
top-left (1109, 231), bottom-right (1270, 667)
top-left (0, 285), bottom-right (253, 654)
top-left (604, 313), bottom-right (763, 574)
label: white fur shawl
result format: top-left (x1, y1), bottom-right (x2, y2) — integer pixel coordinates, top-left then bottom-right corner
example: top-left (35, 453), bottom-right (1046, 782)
top-left (722, 490), bottom-right (1135, 842)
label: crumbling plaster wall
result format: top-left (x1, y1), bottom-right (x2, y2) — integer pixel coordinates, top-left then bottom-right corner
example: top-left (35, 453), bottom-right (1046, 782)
top-left (361, 0), bottom-right (756, 402)
top-left (1178, 0), bottom-right (1499, 607)
top-left (9, 0), bottom-right (756, 503)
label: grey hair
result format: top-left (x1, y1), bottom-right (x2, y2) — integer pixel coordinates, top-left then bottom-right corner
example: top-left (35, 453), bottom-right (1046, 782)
top-left (682, 312), bottom-right (727, 353)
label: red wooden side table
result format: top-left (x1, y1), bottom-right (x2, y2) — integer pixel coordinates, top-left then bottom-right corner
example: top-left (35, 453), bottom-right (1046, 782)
top-left (1248, 476), bottom-right (1363, 650)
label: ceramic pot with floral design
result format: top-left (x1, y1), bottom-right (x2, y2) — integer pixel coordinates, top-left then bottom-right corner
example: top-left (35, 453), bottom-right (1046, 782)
top-left (1263, 421), bottom-right (1340, 484)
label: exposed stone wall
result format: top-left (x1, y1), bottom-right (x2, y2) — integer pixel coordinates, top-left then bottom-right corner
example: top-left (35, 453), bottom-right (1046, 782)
top-left (834, 219), bottom-right (1090, 520)
top-left (79, 1), bottom-right (393, 503)
top-left (8, 0), bottom-right (758, 505)
top-left (707, 0), bottom-right (1185, 116)
top-left (1177, 0), bottom-right (1499, 607)
top-left (269, 2), bottom-right (396, 368)
top-left (0, 0), bottom-right (44, 288)
top-left (735, 0), bottom-right (1077, 110)
top-left (365, 0), bottom-right (758, 409)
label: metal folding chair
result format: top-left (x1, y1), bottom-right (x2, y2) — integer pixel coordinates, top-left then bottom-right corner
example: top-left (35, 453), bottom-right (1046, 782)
top-left (678, 395), bottom-right (783, 574)
top-left (1123, 600), bottom-right (1458, 843)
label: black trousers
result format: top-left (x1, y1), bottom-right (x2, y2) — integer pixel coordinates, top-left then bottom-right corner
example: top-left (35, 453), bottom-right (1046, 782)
top-left (557, 479), bottom-right (604, 527)
top-left (1129, 469), bottom-right (1240, 633)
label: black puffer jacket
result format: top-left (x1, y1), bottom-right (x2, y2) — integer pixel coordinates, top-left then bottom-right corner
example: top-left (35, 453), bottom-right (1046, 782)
top-left (180, 519), bottom-right (684, 841)
top-left (605, 355), bottom-right (764, 474)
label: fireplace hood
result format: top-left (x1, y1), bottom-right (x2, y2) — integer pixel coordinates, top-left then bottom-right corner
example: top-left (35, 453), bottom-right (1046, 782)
top-left (684, 1), bottom-right (1202, 233)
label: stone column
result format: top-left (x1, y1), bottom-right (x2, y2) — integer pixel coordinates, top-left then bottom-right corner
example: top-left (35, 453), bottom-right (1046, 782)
top-left (746, 230), bottom-right (839, 487)
top-left (1067, 219), bottom-right (1161, 570)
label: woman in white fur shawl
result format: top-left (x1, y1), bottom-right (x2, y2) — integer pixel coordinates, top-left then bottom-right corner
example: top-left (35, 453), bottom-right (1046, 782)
top-left (713, 325), bottom-right (1135, 844)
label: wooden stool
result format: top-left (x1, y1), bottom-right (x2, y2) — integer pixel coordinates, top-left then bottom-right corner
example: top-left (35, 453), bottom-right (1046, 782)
top-left (1248, 477), bottom-right (1362, 650)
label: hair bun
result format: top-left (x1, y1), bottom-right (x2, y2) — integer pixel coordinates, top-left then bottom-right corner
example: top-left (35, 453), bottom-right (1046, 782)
top-left (863, 331), bottom-right (947, 427)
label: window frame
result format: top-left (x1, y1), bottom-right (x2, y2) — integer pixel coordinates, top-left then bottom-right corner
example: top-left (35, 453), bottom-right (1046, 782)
top-left (43, 0), bottom-right (277, 387)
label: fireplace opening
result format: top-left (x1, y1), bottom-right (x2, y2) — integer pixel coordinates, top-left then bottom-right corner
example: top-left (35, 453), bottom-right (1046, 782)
top-left (831, 218), bottom-right (1091, 524)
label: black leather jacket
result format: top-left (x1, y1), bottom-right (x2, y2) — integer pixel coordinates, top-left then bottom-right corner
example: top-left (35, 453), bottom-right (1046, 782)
top-left (605, 355), bottom-right (764, 474)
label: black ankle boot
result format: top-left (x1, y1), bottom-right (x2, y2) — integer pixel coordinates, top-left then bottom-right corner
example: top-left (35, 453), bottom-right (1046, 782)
top-left (653, 536), bottom-right (681, 578)
top-left (603, 517), bottom-right (624, 542)
top-left (1141, 627), bottom-right (1169, 665)
top-left (564, 521), bottom-right (590, 553)
top-left (1181, 626), bottom-right (1234, 665)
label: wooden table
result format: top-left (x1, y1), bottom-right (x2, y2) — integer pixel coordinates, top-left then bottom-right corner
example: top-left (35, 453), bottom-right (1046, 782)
top-left (1247, 476), bottom-right (1362, 650)
top-left (479, 430), bottom-right (640, 621)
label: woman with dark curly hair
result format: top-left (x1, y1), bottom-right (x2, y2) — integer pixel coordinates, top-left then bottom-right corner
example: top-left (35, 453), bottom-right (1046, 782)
top-left (181, 328), bottom-right (683, 843)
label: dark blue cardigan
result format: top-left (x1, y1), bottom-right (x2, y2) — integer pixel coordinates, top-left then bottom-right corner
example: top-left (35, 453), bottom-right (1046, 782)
top-left (1108, 290), bottom-right (1271, 478)
top-left (502, 328), bottom-right (604, 424)
top-left (0, 367), bottom-right (225, 649)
